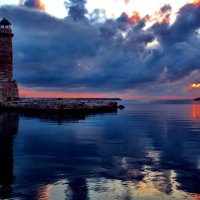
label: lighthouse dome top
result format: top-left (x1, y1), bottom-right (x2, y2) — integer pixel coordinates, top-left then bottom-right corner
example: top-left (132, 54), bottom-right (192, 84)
top-left (0, 18), bottom-right (11, 29)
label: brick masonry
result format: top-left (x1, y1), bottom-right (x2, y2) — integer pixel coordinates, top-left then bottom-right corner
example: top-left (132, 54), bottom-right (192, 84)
top-left (0, 21), bottom-right (19, 102)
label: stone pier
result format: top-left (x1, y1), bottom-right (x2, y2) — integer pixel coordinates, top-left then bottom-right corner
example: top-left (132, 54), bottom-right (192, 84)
top-left (0, 19), bottom-right (123, 113)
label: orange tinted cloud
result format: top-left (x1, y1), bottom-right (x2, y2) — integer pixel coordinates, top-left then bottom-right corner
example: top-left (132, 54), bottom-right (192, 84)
top-left (126, 4), bottom-right (172, 25)
top-left (161, 17), bottom-right (170, 24)
top-left (192, 0), bottom-right (200, 6)
top-left (124, 0), bottom-right (130, 5)
top-left (37, 0), bottom-right (45, 10)
top-left (149, 4), bottom-right (172, 24)
top-left (189, 83), bottom-right (200, 88)
top-left (128, 11), bottom-right (141, 24)
top-left (19, 0), bottom-right (46, 10)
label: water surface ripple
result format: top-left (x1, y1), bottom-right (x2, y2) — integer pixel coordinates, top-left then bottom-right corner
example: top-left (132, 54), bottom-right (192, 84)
top-left (0, 100), bottom-right (200, 200)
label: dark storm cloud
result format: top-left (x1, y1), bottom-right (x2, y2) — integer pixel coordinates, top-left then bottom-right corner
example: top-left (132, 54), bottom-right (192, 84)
top-left (160, 4), bottom-right (172, 13)
top-left (0, 2), bottom-right (200, 94)
top-left (150, 3), bottom-right (200, 82)
top-left (152, 3), bottom-right (200, 45)
top-left (64, 0), bottom-right (88, 22)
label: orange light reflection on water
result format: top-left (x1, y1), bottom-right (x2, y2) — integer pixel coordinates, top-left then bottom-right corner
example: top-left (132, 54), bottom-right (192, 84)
top-left (38, 184), bottom-right (53, 200)
top-left (187, 193), bottom-right (200, 200)
top-left (192, 103), bottom-right (200, 121)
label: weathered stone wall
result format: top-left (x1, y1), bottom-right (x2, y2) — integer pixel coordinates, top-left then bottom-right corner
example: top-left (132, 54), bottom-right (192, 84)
top-left (1, 80), bottom-right (19, 101)
top-left (0, 29), bottom-right (13, 80)
top-left (0, 27), bottom-right (19, 102)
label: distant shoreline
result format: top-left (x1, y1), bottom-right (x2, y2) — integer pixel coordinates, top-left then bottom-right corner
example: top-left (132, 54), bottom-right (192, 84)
top-left (193, 97), bottom-right (200, 101)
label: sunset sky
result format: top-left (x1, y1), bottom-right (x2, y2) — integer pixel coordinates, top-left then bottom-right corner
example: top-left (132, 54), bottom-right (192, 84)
top-left (0, 0), bottom-right (200, 99)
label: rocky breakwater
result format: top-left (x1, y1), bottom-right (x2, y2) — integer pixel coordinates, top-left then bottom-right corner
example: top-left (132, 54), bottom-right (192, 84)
top-left (0, 98), bottom-right (121, 113)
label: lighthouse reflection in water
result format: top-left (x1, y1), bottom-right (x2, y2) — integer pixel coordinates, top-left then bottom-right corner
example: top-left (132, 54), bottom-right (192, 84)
top-left (0, 100), bottom-right (200, 200)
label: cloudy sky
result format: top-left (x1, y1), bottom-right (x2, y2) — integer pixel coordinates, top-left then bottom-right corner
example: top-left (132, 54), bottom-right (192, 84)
top-left (0, 0), bottom-right (200, 99)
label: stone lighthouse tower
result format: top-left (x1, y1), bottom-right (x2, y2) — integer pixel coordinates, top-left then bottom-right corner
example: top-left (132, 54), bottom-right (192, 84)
top-left (0, 18), bottom-right (19, 102)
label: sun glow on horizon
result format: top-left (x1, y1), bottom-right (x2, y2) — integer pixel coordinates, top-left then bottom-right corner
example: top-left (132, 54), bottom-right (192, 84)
top-left (18, 88), bottom-right (193, 100)
top-left (19, 88), bottom-right (111, 99)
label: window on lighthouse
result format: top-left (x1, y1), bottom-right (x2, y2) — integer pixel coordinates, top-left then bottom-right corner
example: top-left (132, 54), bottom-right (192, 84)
top-left (5, 25), bottom-right (10, 29)
top-left (0, 25), bottom-right (10, 29)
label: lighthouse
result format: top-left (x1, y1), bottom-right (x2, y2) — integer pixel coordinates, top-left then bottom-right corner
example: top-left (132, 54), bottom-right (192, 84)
top-left (0, 18), bottom-right (19, 102)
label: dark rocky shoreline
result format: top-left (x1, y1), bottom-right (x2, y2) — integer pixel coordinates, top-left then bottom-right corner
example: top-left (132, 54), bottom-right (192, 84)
top-left (0, 98), bottom-right (123, 114)
top-left (193, 97), bottom-right (200, 101)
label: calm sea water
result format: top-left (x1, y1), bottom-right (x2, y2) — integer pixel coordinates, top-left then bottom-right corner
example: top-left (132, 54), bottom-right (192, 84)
top-left (0, 100), bottom-right (200, 200)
